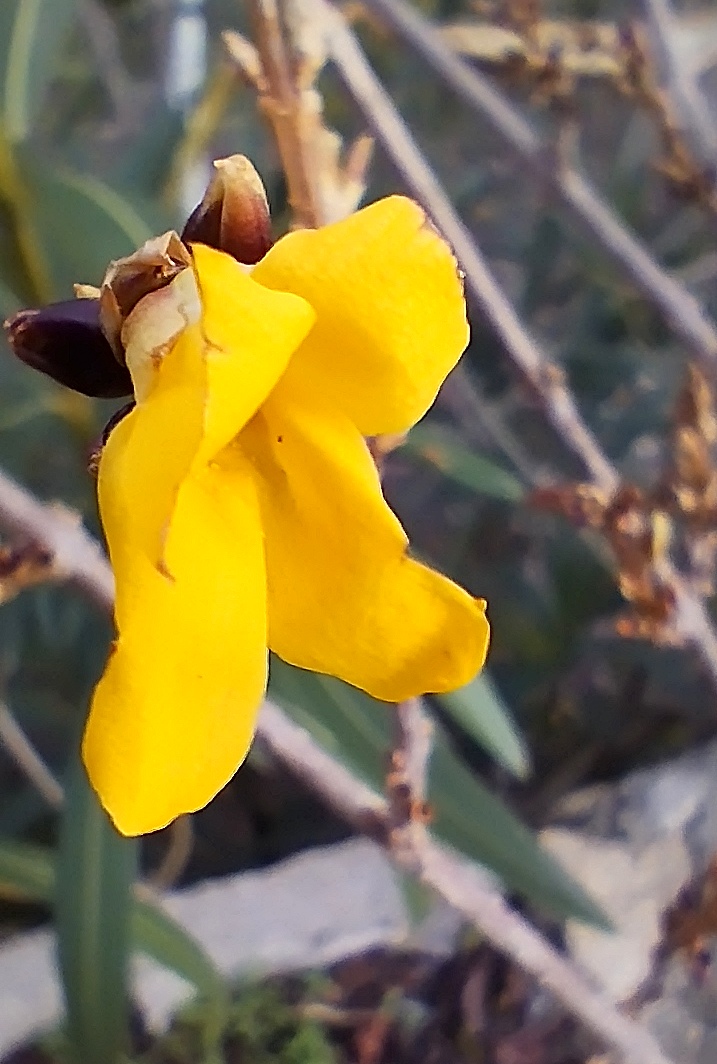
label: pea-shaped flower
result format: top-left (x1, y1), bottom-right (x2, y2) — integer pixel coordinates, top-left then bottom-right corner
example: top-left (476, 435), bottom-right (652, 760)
top-left (6, 156), bottom-right (489, 835)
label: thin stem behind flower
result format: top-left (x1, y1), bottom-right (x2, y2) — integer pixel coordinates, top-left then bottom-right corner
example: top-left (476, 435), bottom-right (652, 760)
top-left (245, 0), bottom-right (325, 227)
top-left (0, 703), bottom-right (63, 809)
top-left (356, 0), bottom-right (717, 369)
top-left (0, 461), bottom-right (676, 1064)
top-left (307, 0), bottom-right (717, 690)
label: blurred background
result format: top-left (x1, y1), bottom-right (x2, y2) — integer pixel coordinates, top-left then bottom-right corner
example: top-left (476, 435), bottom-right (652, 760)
top-left (2, 0), bottom-right (717, 1061)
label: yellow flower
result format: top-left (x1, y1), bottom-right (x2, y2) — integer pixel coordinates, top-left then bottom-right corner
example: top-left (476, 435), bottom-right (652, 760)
top-left (8, 160), bottom-right (490, 835)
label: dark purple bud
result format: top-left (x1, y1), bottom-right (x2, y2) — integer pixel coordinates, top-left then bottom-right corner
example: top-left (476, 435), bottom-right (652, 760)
top-left (181, 155), bottom-right (273, 265)
top-left (4, 299), bottom-right (133, 399)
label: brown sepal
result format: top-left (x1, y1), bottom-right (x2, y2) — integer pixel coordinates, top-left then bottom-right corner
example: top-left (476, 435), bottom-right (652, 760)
top-left (181, 155), bottom-right (273, 265)
top-left (99, 231), bottom-right (191, 359)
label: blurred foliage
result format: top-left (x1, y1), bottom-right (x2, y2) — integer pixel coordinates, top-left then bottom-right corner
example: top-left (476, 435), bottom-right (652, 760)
top-left (147, 980), bottom-right (337, 1064)
top-left (2, 0), bottom-right (717, 1057)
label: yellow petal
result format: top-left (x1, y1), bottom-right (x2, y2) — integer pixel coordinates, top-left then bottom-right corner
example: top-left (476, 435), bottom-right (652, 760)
top-left (191, 243), bottom-right (315, 462)
top-left (252, 196), bottom-right (469, 436)
top-left (83, 251), bottom-right (314, 835)
top-left (84, 439), bottom-right (267, 836)
top-left (242, 386), bottom-right (489, 702)
top-left (105, 247), bottom-right (315, 578)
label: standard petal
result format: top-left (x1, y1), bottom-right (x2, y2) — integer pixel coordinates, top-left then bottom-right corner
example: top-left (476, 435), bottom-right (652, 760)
top-left (82, 246), bottom-right (314, 834)
top-left (242, 388), bottom-right (489, 702)
top-left (191, 243), bottom-right (315, 461)
top-left (83, 438), bottom-right (267, 836)
top-left (252, 196), bottom-right (469, 435)
top-left (105, 247), bottom-right (315, 575)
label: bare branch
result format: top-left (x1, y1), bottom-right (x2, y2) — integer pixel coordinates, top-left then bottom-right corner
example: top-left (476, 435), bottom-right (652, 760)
top-left (315, 0), bottom-right (616, 490)
top-left (385, 698), bottom-right (433, 873)
top-left (0, 466), bottom-right (676, 1062)
top-left (311, 0), bottom-right (717, 693)
top-left (223, 23), bottom-right (372, 224)
top-left (79, 0), bottom-right (145, 138)
top-left (643, 0), bottom-right (717, 166)
top-left (244, 0), bottom-right (325, 227)
top-left (351, 0), bottom-right (717, 368)
top-left (260, 702), bottom-right (675, 1064)
top-left (0, 703), bottom-right (63, 809)
top-left (0, 469), bottom-right (114, 613)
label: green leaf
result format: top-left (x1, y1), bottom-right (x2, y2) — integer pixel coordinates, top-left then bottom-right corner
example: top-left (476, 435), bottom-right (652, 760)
top-left (397, 872), bottom-right (434, 925)
top-left (0, 0), bottom-right (78, 142)
top-left (429, 734), bottom-right (610, 928)
top-left (0, 837), bottom-right (53, 900)
top-left (402, 423), bottom-right (525, 501)
top-left (268, 661), bottom-right (608, 927)
top-left (0, 836), bottom-right (225, 997)
top-left (0, 272), bottom-right (21, 316)
top-left (110, 102), bottom-right (186, 200)
top-left (437, 672), bottom-right (530, 779)
top-left (55, 755), bottom-right (137, 1064)
top-left (17, 148), bottom-right (168, 294)
top-left (132, 896), bottom-right (226, 1001)
top-left (269, 659), bottom-right (388, 791)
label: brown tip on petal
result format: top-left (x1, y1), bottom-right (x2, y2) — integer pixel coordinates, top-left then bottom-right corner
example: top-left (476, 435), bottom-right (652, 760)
top-left (181, 154), bottom-right (273, 265)
top-left (4, 300), bottom-right (133, 399)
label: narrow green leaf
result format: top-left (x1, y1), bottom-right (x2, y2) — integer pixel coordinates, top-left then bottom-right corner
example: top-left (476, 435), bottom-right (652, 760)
top-left (437, 672), bottom-right (531, 779)
top-left (0, 837), bottom-right (225, 997)
top-left (132, 896), bottom-right (225, 1001)
top-left (17, 148), bottom-right (169, 294)
top-left (55, 756), bottom-right (137, 1064)
top-left (0, 0), bottom-right (78, 142)
top-left (397, 872), bottom-right (434, 925)
top-left (403, 423), bottom-right (525, 501)
top-left (0, 273), bottom-right (21, 317)
top-left (0, 130), bottom-right (53, 302)
top-left (269, 660), bottom-right (608, 927)
top-left (269, 658), bottom-right (388, 790)
top-left (0, 837), bottom-right (53, 900)
top-left (110, 102), bottom-right (187, 199)
top-left (429, 734), bottom-right (610, 929)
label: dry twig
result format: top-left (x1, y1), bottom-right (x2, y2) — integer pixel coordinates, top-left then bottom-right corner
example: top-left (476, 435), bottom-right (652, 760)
top-left (0, 469), bottom-right (113, 612)
top-left (354, 0), bottom-right (717, 368)
top-left (385, 698), bottom-right (433, 874)
top-left (642, 0), bottom-right (717, 168)
top-left (0, 463), bottom-right (675, 1064)
top-left (260, 702), bottom-right (674, 1064)
top-left (302, 0), bottom-right (717, 685)
top-left (440, 6), bottom-right (717, 219)
top-left (614, 22), bottom-right (717, 218)
top-left (223, 24), bottom-right (372, 224)
top-left (0, 541), bottom-right (56, 605)
top-left (244, 0), bottom-right (325, 228)
top-left (0, 702), bottom-right (63, 810)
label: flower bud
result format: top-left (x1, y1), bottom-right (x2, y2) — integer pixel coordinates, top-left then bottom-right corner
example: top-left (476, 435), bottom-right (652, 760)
top-left (4, 298), bottom-right (132, 398)
top-left (181, 155), bottom-right (273, 265)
